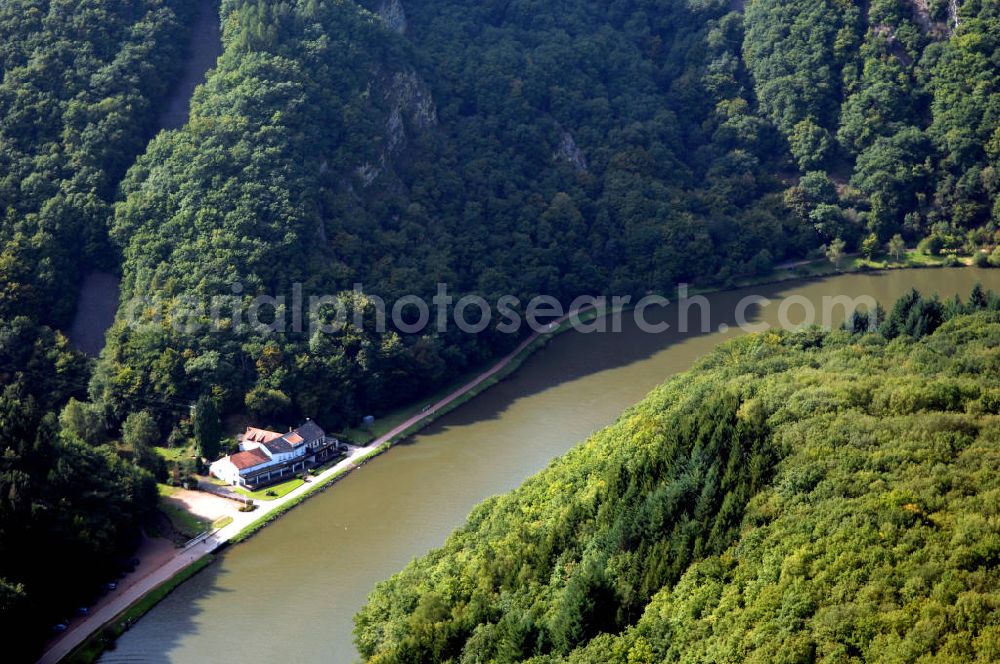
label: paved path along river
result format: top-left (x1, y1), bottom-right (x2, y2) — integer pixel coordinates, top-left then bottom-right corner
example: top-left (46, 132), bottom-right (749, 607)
top-left (98, 268), bottom-right (1000, 664)
top-left (39, 308), bottom-right (575, 663)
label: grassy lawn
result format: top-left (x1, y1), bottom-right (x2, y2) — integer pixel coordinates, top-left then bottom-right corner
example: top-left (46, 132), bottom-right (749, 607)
top-left (234, 477), bottom-right (304, 501)
top-left (154, 445), bottom-right (196, 462)
top-left (844, 251), bottom-right (953, 271)
top-left (157, 485), bottom-right (210, 539)
top-left (212, 516), bottom-right (233, 529)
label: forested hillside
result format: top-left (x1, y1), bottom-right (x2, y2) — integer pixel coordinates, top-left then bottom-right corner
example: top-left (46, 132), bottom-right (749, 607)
top-left (0, 0), bottom-right (198, 323)
top-left (1, 0), bottom-right (999, 656)
top-left (0, 1), bottom-right (199, 658)
top-left (744, 0), bottom-right (1000, 246)
top-left (94, 0), bottom-right (800, 437)
top-left (355, 289), bottom-right (1000, 662)
top-left (94, 0), bottom-right (1000, 440)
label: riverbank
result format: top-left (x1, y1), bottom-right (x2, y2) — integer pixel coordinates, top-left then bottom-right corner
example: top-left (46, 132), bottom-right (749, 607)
top-left (346, 248), bottom-right (977, 447)
top-left (106, 265), bottom-right (1000, 664)
top-left (693, 247), bottom-right (972, 296)
top-left (40, 304), bottom-right (594, 664)
top-left (44, 253), bottom-right (982, 663)
top-left (62, 556), bottom-right (214, 664)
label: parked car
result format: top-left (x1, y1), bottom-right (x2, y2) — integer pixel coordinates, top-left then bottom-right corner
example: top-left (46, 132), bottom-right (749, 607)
top-left (52, 623), bottom-right (68, 633)
top-left (75, 607), bottom-right (89, 616)
top-left (103, 581), bottom-right (117, 591)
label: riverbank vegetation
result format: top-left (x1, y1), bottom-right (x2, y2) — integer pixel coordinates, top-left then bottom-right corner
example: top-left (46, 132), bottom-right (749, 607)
top-left (355, 288), bottom-right (1000, 662)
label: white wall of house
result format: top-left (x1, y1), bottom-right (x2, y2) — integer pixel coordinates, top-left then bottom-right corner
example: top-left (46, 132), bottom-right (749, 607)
top-left (210, 457), bottom-right (275, 486)
top-left (240, 441), bottom-right (264, 454)
top-left (209, 459), bottom-right (241, 485)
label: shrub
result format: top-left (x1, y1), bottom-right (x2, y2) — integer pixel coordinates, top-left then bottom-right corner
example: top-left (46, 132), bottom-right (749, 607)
top-left (988, 247), bottom-right (1000, 267)
top-left (918, 234), bottom-right (944, 256)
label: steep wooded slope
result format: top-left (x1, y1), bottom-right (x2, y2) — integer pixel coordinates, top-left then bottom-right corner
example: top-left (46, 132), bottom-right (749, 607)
top-left (356, 296), bottom-right (1000, 662)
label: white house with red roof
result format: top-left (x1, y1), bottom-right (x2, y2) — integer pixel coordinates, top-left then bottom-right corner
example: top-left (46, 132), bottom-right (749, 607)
top-left (209, 420), bottom-right (340, 489)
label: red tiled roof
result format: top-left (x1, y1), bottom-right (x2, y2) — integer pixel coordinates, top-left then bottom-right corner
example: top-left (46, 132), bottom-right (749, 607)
top-left (228, 448), bottom-right (271, 470)
top-left (242, 427), bottom-right (283, 444)
top-left (284, 432), bottom-right (304, 445)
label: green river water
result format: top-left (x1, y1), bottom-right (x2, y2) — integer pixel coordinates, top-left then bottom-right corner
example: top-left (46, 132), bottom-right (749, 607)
top-left (102, 268), bottom-right (1000, 663)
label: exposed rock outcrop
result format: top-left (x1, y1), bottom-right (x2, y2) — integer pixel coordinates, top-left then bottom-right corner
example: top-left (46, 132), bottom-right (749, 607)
top-left (554, 131), bottom-right (588, 173)
top-left (355, 68), bottom-right (437, 187)
top-left (949, 0), bottom-right (962, 31)
top-left (385, 70), bottom-right (437, 141)
top-left (377, 0), bottom-right (407, 34)
top-left (905, 0), bottom-right (962, 38)
top-left (872, 23), bottom-right (914, 65)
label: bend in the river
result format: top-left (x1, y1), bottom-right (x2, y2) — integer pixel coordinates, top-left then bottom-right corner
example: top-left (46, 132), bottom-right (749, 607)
top-left (103, 268), bottom-right (1000, 664)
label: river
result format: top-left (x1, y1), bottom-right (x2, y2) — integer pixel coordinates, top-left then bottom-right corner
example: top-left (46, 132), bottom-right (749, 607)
top-left (99, 268), bottom-right (1000, 663)
top-left (66, 0), bottom-right (222, 356)
top-left (156, 0), bottom-right (223, 133)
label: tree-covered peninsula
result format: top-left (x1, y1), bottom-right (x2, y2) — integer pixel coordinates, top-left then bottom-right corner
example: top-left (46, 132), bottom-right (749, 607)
top-left (356, 292), bottom-right (1000, 662)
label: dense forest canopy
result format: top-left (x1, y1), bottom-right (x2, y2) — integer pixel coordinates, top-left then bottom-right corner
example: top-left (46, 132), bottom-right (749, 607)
top-left (0, 0), bottom-right (199, 658)
top-left (94, 0), bottom-right (801, 437)
top-left (355, 291), bottom-right (1000, 662)
top-left (94, 0), bottom-right (1000, 440)
top-left (0, 0), bottom-right (198, 323)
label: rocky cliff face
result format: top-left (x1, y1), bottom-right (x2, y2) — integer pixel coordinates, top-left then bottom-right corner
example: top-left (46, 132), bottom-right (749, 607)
top-left (377, 0), bottom-right (407, 34)
top-left (356, 67), bottom-right (437, 187)
top-left (341, 0), bottom-right (436, 189)
top-left (554, 130), bottom-right (588, 172)
top-left (948, 0), bottom-right (962, 30)
top-left (907, 0), bottom-right (962, 38)
top-left (385, 70), bottom-right (437, 140)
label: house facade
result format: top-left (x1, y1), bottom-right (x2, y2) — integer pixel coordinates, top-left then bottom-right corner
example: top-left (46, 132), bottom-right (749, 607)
top-left (209, 420), bottom-right (342, 489)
